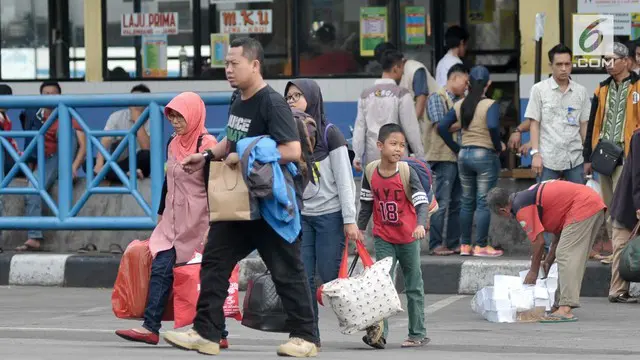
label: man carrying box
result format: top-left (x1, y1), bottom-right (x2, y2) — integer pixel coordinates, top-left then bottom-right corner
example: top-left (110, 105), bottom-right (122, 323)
top-left (486, 180), bottom-right (606, 322)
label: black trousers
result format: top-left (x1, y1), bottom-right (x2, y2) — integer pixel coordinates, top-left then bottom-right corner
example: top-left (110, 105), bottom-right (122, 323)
top-left (86, 149), bottom-right (151, 182)
top-left (193, 219), bottom-right (317, 344)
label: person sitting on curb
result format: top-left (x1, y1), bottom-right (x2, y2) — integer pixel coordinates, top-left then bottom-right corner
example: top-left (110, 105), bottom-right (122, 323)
top-left (16, 81), bottom-right (86, 252)
top-left (94, 84), bottom-right (152, 182)
top-left (486, 180), bottom-right (606, 322)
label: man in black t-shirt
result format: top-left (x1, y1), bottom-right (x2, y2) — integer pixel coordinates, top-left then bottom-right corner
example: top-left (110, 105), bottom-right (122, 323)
top-left (162, 38), bottom-right (318, 357)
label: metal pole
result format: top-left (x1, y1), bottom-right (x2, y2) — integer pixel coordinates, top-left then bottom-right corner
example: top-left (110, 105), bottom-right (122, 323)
top-left (57, 104), bottom-right (73, 220)
top-left (534, 13), bottom-right (546, 83)
top-left (148, 101), bottom-right (164, 219)
top-left (535, 40), bottom-right (542, 83)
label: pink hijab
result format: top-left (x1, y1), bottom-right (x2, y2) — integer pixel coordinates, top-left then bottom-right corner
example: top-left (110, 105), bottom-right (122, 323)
top-left (165, 92), bottom-right (217, 161)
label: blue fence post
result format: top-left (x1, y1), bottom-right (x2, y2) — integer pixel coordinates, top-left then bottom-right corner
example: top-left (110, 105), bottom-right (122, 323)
top-left (57, 104), bottom-right (73, 220)
top-left (149, 101), bottom-right (164, 221)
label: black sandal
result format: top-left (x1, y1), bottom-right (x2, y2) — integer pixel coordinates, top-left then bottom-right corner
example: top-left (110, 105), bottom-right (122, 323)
top-left (108, 243), bottom-right (124, 254)
top-left (77, 243), bottom-right (98, 254)
top-left (609, 293), bottom-right (638, 303)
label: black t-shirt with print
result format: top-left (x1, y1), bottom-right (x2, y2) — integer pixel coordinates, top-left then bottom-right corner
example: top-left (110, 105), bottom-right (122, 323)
top-left (225, 84), bottom-right (304, 205)
top-left (226, 85), bottom-right (299, 153)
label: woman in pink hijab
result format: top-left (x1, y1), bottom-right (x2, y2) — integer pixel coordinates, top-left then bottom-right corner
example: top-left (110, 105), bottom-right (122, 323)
top-left (115, 92), bottom-right (228, 347)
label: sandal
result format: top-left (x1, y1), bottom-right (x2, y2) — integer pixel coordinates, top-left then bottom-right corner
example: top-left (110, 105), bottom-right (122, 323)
top-left (608, 293), bottom-right (638, 303)
top-left (108, 243), bottom-right (123, 254)
top-left (539, 313), bottom-right (578, 323)
top-left (16, 241), bottom-right (42, 252)
top-left (77, 243), bottom-right (98, 254)
top-left (401, 337), bottom-right (431, 348)
top-left (600, 255), bottom-right (613, 265)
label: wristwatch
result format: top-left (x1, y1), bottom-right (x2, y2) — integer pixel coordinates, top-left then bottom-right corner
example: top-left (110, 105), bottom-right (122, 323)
top-left (201, 149), bottom-right (214, 160)
top-left (529, 149), bottom-right (540, 156)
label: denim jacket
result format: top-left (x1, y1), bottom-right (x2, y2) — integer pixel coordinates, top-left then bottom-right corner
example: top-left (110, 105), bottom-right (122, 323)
top-left (236, 136), bottom-right (301, 243)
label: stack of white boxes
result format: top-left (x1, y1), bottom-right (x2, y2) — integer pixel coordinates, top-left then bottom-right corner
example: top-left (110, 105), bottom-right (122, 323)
top-left (471, 264), bottom-right (558, 323)
top-left (519, 263), bottom-right (558, 311)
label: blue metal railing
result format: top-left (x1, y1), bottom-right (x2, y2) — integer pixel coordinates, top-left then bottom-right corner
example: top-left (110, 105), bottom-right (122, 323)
top-left (0, 92), bottom-right (230, 230)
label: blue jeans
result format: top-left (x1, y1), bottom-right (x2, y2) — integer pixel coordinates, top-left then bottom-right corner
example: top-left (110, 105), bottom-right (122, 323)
top-left (25, 132), bottom-right (78, 240)
top-left (25, 153), bottom-right (59, 240)
top-left (537, 164), bottom-right (585, 250)
top-left (143, 248), bottom-right (176, 334)
top-left (143, 248), bottom-right (228, 338)
top-left (301, 211), bottom-right (345, 341)
top-left (428, 161), bottom-right (462, 250)
top-left (458, 147), bottom-right (500, 247)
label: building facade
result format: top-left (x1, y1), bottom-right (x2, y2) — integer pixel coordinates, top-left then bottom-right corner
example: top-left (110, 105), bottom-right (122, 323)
top-left (0, 0), bottom-right (630, 177)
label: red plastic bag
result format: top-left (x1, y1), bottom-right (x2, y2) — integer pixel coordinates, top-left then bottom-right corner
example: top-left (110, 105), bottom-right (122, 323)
top-left (111, 239), bottom-right (173, 321)
top-left (224, 264), bottom-right (242, 321)
top-left (172, 261), bottom-right (242, 329)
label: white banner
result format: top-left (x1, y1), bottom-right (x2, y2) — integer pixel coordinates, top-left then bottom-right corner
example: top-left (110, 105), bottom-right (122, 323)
top-left (121, 12), bottom-right (179, 36)
top-left (219, 9), bottom-right (273, 34)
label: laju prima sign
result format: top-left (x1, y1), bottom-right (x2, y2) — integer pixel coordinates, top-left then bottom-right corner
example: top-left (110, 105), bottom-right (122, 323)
top-left (121, 12), bottom-right (179, 36)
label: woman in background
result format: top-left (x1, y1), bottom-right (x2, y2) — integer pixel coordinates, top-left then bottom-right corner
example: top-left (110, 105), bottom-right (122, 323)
top-left (438, 66), bottom-right (504, 258)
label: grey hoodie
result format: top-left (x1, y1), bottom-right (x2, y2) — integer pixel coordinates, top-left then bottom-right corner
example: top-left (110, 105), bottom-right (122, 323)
top-left (285, 79), bottom-right (357, 224)
top-left (352, 78), bottom-right (425, 166)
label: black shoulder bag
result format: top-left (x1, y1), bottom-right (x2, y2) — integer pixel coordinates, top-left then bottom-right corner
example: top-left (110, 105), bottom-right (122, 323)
top-left (591, 139), bottom-right (623, 176)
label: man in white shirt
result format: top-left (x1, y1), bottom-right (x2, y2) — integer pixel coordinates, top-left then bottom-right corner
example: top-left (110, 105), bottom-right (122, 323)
top-left (94, 84), bottom-right (151, 182)
top-left (435, 26), bottom-right (469, 88)
top-left (524, 43), bottom-right (592, 251)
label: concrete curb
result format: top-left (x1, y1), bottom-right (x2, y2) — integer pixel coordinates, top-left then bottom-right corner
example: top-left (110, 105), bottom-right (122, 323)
top-left (0, 252), bottom-right (627, 297)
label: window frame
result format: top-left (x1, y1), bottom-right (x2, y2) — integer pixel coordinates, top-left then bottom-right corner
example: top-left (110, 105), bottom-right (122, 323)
top-left (0, 0), bottom-right (522, 81)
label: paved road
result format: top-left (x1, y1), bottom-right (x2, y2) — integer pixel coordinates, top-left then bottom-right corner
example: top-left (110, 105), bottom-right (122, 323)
top-left (0, 286), bottom-right (638, 359)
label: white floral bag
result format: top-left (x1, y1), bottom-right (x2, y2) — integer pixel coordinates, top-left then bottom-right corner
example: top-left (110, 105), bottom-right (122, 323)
top-left (317, 239), bottom-right (404, 335)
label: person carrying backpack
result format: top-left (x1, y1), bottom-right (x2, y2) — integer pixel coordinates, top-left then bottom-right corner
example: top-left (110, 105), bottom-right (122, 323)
top-left (357, 123), bottom-right (430, 349)
top-left (284, 79), bottom-right (358, 347)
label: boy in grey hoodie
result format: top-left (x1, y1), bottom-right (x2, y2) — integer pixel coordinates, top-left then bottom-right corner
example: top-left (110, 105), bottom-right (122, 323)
top-left (352, 49), bottom-right (424, 172)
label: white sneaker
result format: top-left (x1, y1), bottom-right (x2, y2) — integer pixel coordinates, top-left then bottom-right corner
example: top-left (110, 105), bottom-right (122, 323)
top-left (276, 337), bottom-right (318, 357)
top-left (162, 329), bottom-right (220, 355)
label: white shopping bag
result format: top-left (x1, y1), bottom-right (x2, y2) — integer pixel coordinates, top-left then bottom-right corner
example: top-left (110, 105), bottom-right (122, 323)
top-left (321, 256), bottom-right (404, 335)
top-left (586, 177), bottom-right (602, 198)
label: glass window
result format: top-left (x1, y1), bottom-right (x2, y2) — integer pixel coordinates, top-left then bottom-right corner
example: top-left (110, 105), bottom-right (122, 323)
top-left (69, 0), bottom-right (86, 79)
top-left (298, 0), bottom-right (397, 77)
top-left (465, 0), bottom-right (518, 70)
top-left (143, 0), bottom-right (194, 78)
top-left (105, 0), bottom-right (136, 78)
top-left (200, 0), bottom-right (291, 79)
top-left (399, 0), bottom-right (434, 73)
top-left (105, 0), bottom-right (196, 79)
top-left (0, 0), bottom-right (50, 79)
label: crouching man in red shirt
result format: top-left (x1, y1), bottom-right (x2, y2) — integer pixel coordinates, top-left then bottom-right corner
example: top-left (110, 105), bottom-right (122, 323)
top-left (486, 180), bottom-right (606, 322)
